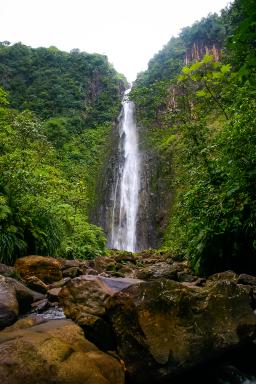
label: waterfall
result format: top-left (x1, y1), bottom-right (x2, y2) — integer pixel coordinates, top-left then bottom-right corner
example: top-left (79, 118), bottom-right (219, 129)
top-left (108, 89), bottom-right (141, 252)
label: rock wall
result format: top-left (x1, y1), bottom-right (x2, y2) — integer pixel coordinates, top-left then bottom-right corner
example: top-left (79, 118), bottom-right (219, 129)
top-left (92, 113), bottom-right (173, 251)
top-left (136, 123), bottom-right (173, 249)
top-left (90, 113), bottom-right (122, 244)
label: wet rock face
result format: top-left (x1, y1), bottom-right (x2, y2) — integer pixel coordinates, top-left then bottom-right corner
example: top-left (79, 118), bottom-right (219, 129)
top-left (135, 132), bottom-right (174, 250)
top-left (107, 279), bottom-right (256, 383)
top-left (0, 318), bottom-right (125, 384)
top-left (15, 255), bottom-right (62, 283)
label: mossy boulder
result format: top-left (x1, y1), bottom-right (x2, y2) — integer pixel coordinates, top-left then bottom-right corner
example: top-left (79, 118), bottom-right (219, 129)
top-left (15, 256), bottom-right (62, 284)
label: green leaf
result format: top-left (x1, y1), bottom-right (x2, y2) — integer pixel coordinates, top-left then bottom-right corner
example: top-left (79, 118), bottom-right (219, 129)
top-left (190, 61), bottom-right (202, 72)
top-left (196, 90), bottom-right (207, 97)
top-left (202, 55), bottom-right (214, 64)
top-left (220, 64), bottom-right (231, 74)
top-left (182, 66), bottom-right (191, 75)
top-left (212, 72), bottom-right (223, 79)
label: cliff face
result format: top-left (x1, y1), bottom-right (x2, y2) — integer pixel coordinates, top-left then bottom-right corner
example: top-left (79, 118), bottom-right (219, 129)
top-left (92, 117), bottom-right (173, 250)
top-left (136, 126), bottom-right (173, 250)
top-left (184, 43), bottom-right (221, 64)
top-left (90, 112), bottom-right (122, 244)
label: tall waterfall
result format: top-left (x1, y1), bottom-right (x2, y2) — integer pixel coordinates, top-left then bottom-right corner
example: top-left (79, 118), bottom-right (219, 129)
top-left (108, 90), bottom-right (141, 252)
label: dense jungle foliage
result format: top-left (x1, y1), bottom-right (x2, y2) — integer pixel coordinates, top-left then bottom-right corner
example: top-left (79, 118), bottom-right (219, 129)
top-left (0, 43), bottom-right (126, 263)
top-left (131, 0), bottom-right (256, 275)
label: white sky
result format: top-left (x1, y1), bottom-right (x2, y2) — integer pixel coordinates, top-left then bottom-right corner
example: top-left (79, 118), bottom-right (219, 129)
top-left (1, 0), bottom-right (231, 82)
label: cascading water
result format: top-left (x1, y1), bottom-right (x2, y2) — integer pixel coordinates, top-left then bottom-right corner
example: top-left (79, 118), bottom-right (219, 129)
top-left (108, 89), bottom-right (141, 252)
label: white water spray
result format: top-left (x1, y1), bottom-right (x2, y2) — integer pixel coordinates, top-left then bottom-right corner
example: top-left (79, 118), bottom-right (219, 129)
top-left (109, 90), bottom-right (141, 252)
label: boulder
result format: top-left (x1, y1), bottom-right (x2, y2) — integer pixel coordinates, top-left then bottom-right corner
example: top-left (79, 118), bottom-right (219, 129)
top-left (15, 255), bottom-right (62, 283)
top-left (117, 265), bottom-right (135, 277)
top-left (9, 278), bottom-right (44, 308)
top-left (60, 259), bottom-right (87, 277)
top-left (106, 278), bottom-right (256, 383)
top-left (0, 276), bottom-right (44, 329)
top-left (60, 275), bottom-right (143, 320)
top-left (60, 259), bottom-right (81, 269)
top-left (0, 263), bottom-right (16, 277)
top-left (47, 277), bottom-right (71, 289)
top-left (0, 276), bottom-right (19, 330)
top-left (25, 276), bottom-right (48, 294)
top-left (177, 271), bottom-right (198, 283)
top-left (59, 275), bottom-right (143, 350)
top-left (86, 268), bottom-right (98, 275)
top-left (237, 274), bottom-right (256, 310)
top-left (238, 274), bottom-right (256, 286)
top-left (114, 253), bottom-right (137, 264)
top-left (63, 266), bottom-right (82, 278)
top-left (206, 271), bottom-right (238, 284)
top-left (30, 298), bottom-right (49, 313)
top-left (134, 261), bottom-right (185, 281)
top-left (93, 256), bottom-right (117, 273)
top-left (47, 287), bottom-right (61, 302)
top-left (0, 318), bottom-right (125, 384)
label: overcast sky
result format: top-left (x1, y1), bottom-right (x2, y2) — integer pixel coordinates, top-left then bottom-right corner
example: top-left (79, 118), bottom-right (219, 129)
top-left (1, 0), bottom-right (231, 81)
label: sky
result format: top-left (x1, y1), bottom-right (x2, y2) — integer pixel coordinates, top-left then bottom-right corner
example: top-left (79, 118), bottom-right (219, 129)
top-left (1, 0), bottom-right (231, 82)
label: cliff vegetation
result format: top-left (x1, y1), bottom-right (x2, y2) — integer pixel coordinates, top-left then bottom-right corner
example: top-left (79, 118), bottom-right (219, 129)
top-left (131, 0), bottom-right (256, 275)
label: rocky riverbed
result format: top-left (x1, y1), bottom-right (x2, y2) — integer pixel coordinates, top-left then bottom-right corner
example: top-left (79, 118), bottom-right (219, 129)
top-left (0, 251), bottom-right (256, 383)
